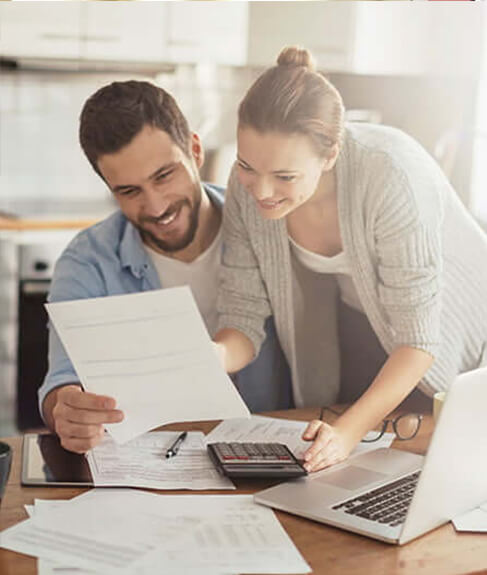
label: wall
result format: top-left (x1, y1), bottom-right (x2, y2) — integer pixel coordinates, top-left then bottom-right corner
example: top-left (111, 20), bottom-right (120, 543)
top-left (1, 65), bottom-right (479, 205)
top-left (329, 73), bottom-right (479, 207)
top-left (0, 64), bottom-right (255, 202)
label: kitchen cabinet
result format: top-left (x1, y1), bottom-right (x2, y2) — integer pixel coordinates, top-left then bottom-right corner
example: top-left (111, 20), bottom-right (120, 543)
top-left (0, 3), bottom-right (164, 64)
top-left (351, 3), bottom-right (483, 77)
top-left (247, 3), bottom-right (356, 72)
top-left (81, 3), bottom-right (165, 63)
top-left (166, 3), bottom-right (248, 66)
top-left (0, 4), bottom-right (82, 60)
top-left (0, 2), bottom-right (248, 67)
top-left (248, 3), bottom-right (483, 77)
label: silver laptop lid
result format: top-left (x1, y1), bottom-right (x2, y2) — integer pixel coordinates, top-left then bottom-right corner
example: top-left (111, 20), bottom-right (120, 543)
top-left (399, 367), bottom-right (487, 544)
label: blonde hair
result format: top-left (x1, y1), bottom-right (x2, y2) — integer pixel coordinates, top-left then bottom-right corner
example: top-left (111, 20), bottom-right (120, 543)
top-left (238, 46), bottom-right (345, 157)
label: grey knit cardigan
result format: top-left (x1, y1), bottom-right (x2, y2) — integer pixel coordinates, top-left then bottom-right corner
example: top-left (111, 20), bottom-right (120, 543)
top-left (217, 123), bottom-right (487, 407)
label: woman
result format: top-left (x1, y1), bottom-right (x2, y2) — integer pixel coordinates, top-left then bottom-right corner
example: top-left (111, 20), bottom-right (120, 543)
top-left (214, 46), bottom-right (487, 473)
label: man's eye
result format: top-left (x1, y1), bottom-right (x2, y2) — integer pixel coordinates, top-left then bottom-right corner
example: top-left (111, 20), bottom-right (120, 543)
top-left (238, 163), bottom-right (253, 172)
top-left (277, 175), bottom-right (296, 182)
top-left (155, 170), bottom-right (173, 181)
top-left (119, 188), bottom-right (139, 197)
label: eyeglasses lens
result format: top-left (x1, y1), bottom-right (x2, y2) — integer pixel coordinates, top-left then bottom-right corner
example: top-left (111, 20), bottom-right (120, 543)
top-left (395, 414), bottom-right (421, 440)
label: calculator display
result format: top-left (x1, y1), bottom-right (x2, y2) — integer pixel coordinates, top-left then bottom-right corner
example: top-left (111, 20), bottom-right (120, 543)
top-left (207, 442), bottom-right (307, 479)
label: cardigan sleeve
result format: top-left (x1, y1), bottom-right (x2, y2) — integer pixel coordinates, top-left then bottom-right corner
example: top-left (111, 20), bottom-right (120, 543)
top-left (217, 168), bottom-right (272, 356)
top-left (372, 163), bottom-right (443, 357)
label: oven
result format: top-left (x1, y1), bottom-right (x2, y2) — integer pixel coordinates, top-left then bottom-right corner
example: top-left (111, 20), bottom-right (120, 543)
top-left (15, 232), bottom-right (78, 430)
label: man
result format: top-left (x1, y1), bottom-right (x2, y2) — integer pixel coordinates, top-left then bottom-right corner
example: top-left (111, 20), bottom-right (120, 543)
top-left (38, 80), bottom-right (291, 454)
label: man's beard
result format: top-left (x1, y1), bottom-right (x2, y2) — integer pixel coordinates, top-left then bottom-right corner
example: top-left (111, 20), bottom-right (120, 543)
top-left (137, 191), bottom-right (202, 254)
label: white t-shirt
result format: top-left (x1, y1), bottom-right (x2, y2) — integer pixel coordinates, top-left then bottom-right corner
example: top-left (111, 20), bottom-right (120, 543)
top-left (289, 235), bottom-right (363, 312)
top-left (144, 227), bottom-right (223, 337)
top-left (289, 235), bottom-right (364, 401)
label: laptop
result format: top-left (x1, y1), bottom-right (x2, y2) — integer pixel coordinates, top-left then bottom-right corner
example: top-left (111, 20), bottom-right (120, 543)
top-left (255, 367), bottom-right (487, 545)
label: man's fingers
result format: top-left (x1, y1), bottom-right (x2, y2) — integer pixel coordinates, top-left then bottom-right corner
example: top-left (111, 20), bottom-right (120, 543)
top-left (56, 420), bottom-right (104, 440)
top-left (62, 404), bottom-right (124, 425)
top-left (62, 389), bottom-right (117, 411)
top-left (59, 429), bottom-right (105, 454)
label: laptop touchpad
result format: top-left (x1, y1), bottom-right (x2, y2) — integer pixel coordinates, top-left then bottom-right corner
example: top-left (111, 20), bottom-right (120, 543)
top-left (316, 465), bottom-right (389, 491)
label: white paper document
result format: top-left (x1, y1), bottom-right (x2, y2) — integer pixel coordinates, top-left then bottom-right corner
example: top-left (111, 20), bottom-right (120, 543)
top-left (86, 431), bottom-right (234, 490)
top-left (452, 502), bottom-right (487, 532)
top-left (206, 415), bottom-right (395, 459)
top-left (139, 494), bottom-right (311, 574)
top-left (1, 489), bottom-right (309, 574)
top-left (24, 502), bottom-right (88, 575)
top-left (25, 499), bottom-right (231, 575)
top-left (46, 287), bottom-right (250, 443)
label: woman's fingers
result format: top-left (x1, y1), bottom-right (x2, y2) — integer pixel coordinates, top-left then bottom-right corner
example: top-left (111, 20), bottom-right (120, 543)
top-left (302, 419), bottom-right (325, 440)
top-left (303, 423), bottom-right (335, 470)
top-left (307, 443), bottom-right (346, 472)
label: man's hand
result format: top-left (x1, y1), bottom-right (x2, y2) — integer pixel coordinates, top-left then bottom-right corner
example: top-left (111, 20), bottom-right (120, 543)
top-left (301, 420), bottom-right (356, 472)
top-left (46, 385), bottom-right (124, 453)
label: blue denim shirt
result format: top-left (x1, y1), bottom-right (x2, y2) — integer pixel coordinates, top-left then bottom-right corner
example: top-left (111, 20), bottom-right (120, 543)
top-left (38, 184), bottom-right (292, 420)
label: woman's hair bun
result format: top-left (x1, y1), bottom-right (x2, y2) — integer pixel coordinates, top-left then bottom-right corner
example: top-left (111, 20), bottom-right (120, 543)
top-left (277, 46), bottom-right (316, 72)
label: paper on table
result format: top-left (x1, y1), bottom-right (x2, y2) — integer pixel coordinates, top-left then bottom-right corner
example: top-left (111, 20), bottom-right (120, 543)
top-left (24, 500), bottom-right (91, 575)
top-left (452, 502), bottom-right (487, 532)
top-left (0, 489), bottom-right (195, 574)
top-left (27, 499), bottom-right (232, 575)
top-left (86, 431), bottom-right (234, 490)
top-left (46, 287), bottom-right (250, 443)
top-left (138, 494), bottom-right (311, 574)
top-left (206, 415), bottom-right (395, 459)
top-left (1, 489), bottom-right (309, 574)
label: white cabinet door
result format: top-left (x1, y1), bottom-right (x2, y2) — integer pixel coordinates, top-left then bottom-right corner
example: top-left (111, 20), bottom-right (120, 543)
top-left (352, 4), bottom-right (430, 76)
top-left (352, 3), bottom-right (483, 77)
top-left (248, 2), bottom-right (483, 77)
top-left (81, 2), bottom-right (166, 63)
top-left (0, 4), bottom-right (82, 60)
top-left (248, 3), bottom-right (356, 72)
top-left (166, 2), bottom-right (248, 66)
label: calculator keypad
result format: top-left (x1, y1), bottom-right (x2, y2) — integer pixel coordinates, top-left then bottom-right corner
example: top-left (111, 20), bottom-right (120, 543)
top-left (207, 442), bottom-right (307, 479)
top-left (213, 442), bottom-right (294, 463)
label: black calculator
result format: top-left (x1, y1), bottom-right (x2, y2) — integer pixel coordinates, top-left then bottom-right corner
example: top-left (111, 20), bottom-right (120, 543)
top-left (207, 442), bottom-right (308, 479)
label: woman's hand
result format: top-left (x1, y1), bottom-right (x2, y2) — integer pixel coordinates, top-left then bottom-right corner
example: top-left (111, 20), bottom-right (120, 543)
top-left (301, 420), bottom-right (356, 472)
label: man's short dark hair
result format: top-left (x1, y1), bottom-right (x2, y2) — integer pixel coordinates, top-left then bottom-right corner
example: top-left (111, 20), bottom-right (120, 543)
top-left (79, 80), bottom-right (191, 176)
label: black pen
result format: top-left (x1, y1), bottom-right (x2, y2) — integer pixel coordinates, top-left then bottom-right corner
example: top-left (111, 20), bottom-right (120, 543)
top-left (165, 431), bottom-right (188, 459)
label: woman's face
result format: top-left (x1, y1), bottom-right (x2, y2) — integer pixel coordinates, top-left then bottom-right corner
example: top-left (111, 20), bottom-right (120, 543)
top-left (236, 126), bottom-right (329, 220)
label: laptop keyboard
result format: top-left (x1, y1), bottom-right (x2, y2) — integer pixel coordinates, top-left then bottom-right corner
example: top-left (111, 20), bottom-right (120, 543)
top-left (331, 470), bottom-right (421, 528)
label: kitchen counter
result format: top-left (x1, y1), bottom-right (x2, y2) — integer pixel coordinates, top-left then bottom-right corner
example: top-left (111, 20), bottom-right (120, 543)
top-left (0, 216), bottom-right (101, 231)
top-left (0, 199), bottom-right (116, 231)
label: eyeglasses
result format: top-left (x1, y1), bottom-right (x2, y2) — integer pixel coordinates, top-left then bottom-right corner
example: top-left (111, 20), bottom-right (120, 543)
top-left (319, 407), bottom-right (423, 442)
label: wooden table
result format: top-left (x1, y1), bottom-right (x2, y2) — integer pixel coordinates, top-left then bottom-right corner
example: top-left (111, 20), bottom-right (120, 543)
top-left (1, 408), bottom-right (487, 575)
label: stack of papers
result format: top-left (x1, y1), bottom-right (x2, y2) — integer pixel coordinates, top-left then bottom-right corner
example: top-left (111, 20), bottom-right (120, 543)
top-left (46, 287), bottom-right (250, 444)
top-left (206, 415), bottom-right (395, 459)
top-left (2, 490), bottom-right (310, 574)
top-left (452, 502), bottom-right (487, 532)
top-left (87, 431), bottom-right (234, 490)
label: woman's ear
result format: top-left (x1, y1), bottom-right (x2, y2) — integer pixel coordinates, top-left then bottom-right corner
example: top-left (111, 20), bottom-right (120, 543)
top-left (191, 132), bottom-right (205, 169)
top-left (322, 143), bottom-right (340, 172)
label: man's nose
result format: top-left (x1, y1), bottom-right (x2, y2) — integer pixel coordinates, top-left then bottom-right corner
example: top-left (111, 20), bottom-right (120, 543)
top-left (143, 186), bottom-right (169, 216)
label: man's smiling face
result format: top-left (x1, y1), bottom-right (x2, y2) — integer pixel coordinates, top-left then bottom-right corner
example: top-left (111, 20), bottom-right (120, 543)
top-left (98, 124), bottom-right (204, 254)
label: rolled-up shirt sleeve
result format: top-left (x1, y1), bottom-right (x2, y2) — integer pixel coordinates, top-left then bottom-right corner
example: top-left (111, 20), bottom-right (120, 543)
top-left (37, 250), bottom-right (105, 421)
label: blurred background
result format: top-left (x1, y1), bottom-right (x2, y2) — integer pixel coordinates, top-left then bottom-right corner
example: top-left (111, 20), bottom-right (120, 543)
top-left (0, 1), bottom-right (486, 434)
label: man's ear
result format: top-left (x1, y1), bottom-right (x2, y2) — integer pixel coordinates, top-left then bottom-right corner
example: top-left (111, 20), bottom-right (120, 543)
top-left (191, 132), bottom-right (205, 169)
